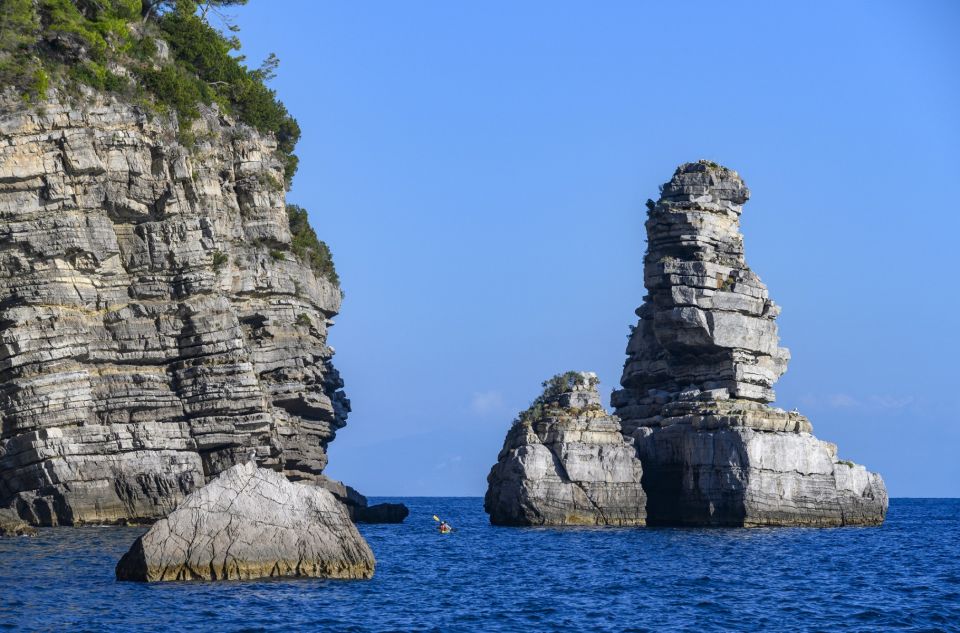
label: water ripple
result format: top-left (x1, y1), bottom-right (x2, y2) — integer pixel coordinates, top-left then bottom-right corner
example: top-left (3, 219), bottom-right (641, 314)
top-left (0, 499), bottom-right (958, 631)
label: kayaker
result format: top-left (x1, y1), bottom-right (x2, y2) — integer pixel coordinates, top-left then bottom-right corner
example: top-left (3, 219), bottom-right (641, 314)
top-left (438, 521), bottom-right (451, 534)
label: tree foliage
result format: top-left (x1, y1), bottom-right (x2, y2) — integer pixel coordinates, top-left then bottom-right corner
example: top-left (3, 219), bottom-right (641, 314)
top-left (514, 371), bottom-right (594, 426)
top-left (0, 0), bottom-right (301, 183)
top-left (286, 205), bottom-right (339, 286)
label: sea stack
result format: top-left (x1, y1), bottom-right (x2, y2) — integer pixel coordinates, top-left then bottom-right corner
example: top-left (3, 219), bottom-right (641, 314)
top-left (611, 161), bottom-right (887, 526)
top-left (116, 462), bottom-right (375, 582)
top-left (485, 372), bottom-right (646, 526)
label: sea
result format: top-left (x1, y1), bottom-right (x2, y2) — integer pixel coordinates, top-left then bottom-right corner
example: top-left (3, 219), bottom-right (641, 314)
top-left (1, 498), bottom-right (958, 632)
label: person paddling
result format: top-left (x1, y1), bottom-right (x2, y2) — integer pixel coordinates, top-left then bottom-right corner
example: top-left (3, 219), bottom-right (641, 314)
top-left (433, 514), bottom-right (453, 534)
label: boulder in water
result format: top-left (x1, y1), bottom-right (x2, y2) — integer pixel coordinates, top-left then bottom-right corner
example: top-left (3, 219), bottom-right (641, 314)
top-left (116, 462), bottom-right (375, 581)
top-left (316, 476), bottom-right (410, 524)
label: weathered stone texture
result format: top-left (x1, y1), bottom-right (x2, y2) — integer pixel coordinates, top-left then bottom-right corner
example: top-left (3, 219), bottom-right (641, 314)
top-left (116, 462), bottom-right (374, 581)
top-left (613, 161), bottom-right (887, 527)
top-left (0, 90), bottom-right (348, 526)
top-left (485, 372), bottom-right (646, 526)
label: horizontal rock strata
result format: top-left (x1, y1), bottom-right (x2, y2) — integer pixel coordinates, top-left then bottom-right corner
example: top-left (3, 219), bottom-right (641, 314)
top-left (485, 372), bottom-right (646, 526)
top-left (0, 91), bottom-right (348, 526)
top-left (612, 161), bottom-right (887, 527)
top-left (116, 461), bottom-right (375, 582)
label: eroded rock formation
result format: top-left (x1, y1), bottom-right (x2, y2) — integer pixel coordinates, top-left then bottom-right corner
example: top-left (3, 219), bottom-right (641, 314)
top-left (485, 372), bottom-right (646, 526)
top-left (0, 91), bottom-right (349, 526)
top-left (115, 461), bottom-right (374, 581)
top-left (612, 161), bottom-right (887, 526)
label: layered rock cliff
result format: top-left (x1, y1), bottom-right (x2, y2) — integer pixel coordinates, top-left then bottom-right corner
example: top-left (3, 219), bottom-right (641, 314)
top-left (0, 89), bottom-right (349, 525)
top-left (612, 161), bottom-right (887, 526)
top-left (485, 372), bottom-right (646, 526)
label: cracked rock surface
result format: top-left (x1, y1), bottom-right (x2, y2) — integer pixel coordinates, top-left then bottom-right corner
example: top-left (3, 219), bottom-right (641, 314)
top-left (0, 91), bottom-right (348, 526)
top-left (612, 161), bottom-right (887, 526)
top-left (115, 461), bottom-right (374, 582)
top-left (485, 372), bottom-right (646, 526)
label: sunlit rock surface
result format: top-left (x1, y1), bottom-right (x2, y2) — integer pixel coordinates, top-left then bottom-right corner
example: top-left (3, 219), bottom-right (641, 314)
top-left (116, 462), bottom-right (374, 581)
top-left (0, 91), bottom-right (348, 526)
top-left (612, 161), bottom-right (887, 526)
top-left (485, 372), bottom-right (646, 526)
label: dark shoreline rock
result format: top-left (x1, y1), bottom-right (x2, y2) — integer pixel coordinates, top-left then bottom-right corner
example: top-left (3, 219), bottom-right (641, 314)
top-left (116, 462), bottom-right (375, 582)
top-left (485, 372), bottom-right (646, 526)
top-left (316, 476), bottom-right (409, 524)
top-left (355, 503), bottom-right (410, 524)
top-left (612, 161), bottom-right (887, 527)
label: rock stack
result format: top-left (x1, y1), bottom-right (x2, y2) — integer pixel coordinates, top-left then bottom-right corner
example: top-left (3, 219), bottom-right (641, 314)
top-left (612, 161), bottom-right (887, 526)
top-left (116, 462), bottom-right (375, 582)
top-left (485, 372), bottom-right (646, 526)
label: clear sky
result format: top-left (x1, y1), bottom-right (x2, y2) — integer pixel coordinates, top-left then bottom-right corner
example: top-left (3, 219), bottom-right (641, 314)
top-left (227, 1), bottom-right (959, 497)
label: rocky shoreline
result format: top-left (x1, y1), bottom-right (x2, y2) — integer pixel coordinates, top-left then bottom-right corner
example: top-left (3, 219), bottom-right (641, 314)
top-left (116, 462), bottom-right (375, 582)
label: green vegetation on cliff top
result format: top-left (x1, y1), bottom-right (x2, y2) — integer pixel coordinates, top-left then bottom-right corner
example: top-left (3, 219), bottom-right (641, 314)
top-left (0, 0), bottom-right (300, 183)
top-left (514, 371), bottom-right (598, 426)
top-left (1, 1), bottom-right (340, 288)
top-left (287, 204), bottom-right (339, 286)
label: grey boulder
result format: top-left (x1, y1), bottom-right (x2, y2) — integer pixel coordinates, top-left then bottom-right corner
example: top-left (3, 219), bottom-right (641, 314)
top-left (116, 462), bottom-right (375, 582)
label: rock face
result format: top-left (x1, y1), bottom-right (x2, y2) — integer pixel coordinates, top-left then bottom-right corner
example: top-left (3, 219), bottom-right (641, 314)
top-left (0, 507), bottom-right (37, 537)
top-left (317, 476), bottom-right (409, 524)
top-left (611, 161), bottom-right (887, 526)
top-left (485, 372), bottom-right (646, 526)
top-left (116, 461), bottom-right (374, 582)
top-left (0, 91), bottom-right (348, 526)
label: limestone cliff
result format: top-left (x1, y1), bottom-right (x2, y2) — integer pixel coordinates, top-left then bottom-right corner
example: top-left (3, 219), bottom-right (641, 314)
top-left (485, 372), bottom-right (646, 526)
top-left (0, 89), bottom-right (349, 525)
top-left (612, 161), bottom-right (887, 526)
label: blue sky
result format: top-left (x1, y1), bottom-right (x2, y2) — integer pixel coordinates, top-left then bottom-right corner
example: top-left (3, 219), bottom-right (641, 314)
top-left (228, 1), bottom-right (959, 497)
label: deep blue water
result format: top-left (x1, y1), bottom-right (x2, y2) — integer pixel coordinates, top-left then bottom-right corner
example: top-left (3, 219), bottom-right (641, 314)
top-left (1, 498), bottom-right (958, 632)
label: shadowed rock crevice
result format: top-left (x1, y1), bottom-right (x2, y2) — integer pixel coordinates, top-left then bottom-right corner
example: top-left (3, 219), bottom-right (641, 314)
top-left (613, 161), bottom-right (887, 527)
